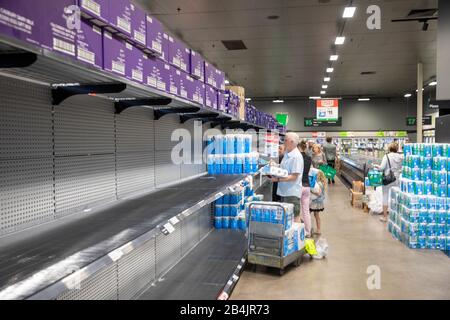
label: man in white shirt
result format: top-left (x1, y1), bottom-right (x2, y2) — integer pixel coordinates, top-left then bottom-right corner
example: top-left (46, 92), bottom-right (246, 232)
top-left (271, 132), bottom-right (304, 221)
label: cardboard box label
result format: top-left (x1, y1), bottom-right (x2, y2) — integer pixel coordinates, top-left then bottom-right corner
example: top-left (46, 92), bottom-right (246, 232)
top-left (76, 21), bottom-right (103, 69)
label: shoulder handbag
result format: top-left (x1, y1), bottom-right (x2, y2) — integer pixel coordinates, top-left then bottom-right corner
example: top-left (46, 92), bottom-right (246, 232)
top-left (382, 155), bottom-right (396, 186)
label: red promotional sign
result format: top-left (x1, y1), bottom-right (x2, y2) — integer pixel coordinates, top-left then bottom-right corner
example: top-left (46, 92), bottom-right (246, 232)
top-left (316, 99), bottom-right (339, 120)
top-left (316, 99), bottom-right (339, 108)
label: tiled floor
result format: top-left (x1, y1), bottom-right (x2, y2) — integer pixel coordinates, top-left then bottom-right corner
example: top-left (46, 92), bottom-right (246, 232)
top-left (231, 179), bottom-right (450, 300)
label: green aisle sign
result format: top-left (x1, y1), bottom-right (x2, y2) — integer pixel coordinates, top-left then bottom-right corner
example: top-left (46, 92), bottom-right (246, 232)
top-left (339, 132), bottom-right (349, 137)
top-left (276, 113), bottom-right (289, 126)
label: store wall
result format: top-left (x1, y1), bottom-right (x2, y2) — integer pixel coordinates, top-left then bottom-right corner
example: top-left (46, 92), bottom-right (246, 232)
top-left (254, 97), bottom-right (435, 132)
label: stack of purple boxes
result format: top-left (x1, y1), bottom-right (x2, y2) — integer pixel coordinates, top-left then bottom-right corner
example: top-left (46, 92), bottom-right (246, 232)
top-left (224, 90), bottom-right (240, 117)
top-left (0, 0), bottom-right (276, 130)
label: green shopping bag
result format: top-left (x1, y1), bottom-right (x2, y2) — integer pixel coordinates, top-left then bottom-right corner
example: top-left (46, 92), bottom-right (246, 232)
top-left (319, 165), bottom-right (337, 179)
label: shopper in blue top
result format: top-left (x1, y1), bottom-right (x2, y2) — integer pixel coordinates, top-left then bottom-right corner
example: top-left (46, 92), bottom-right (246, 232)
top-left (271, 132), bottom-right (304, 222)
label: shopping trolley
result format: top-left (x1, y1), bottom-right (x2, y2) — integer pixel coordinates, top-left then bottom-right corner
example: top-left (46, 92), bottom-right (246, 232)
top-left (247, 203), bottom-right (305, 276)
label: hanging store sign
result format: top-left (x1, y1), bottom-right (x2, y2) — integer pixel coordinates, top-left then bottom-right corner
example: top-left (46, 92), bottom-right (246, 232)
top-left (316, 99), bottom-right (339, 120)
top-left (275, 113), bottom-right (289, 126)
top-left (304, 117), bottom-right (342, 127)
top-left (406, 116), bottom-right (432, 126)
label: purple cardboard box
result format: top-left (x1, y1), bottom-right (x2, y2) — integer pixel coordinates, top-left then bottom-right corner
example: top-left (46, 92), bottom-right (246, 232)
top-left (168, 35), bottom-right (190, 73)
top-left (168, 65), bottom-right (181, 96)
top-left (145, 15), bottom-right (165, 56)
top-left (78, 0), bottom-right (109, 25)
top-left (130, 2), bottom-right (146, 47)
top-left (0, 0), bottom-right (43, 47)
top-left (107, 0), bottom-right (132, 38)
top-left (180, 72), bottom-right (196, 101)
top-left (76, 19), bottom-right (103, 69)
top-left (205, 85), bottom-right (217, 110)
top-left (0, 1), bottom-right (77, 58)
top-left (41, 0), bottom-right (78, 58)
top-left (190, 50), bottom-right (204, 81)
top-left (217, 90), bottom-right (226, 112)
top-left (145, 56), bottom-right (168, 92)
top-left (215, 69), bottom-right (226, 91)
top-left (103, 30), bottom-right (127, 77)
top-left (193, 80), bottom-right (205, 106)
top-left (204, 61), bottom-right (217, 88)
top-left (126, 43), bottom-right (146, 84)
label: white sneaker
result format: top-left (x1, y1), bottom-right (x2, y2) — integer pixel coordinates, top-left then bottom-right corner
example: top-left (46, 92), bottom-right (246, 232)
top-left (379, 217), bottom-right (387, 222)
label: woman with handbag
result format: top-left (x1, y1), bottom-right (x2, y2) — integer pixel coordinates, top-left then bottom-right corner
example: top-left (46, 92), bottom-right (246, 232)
top-left (375, 142), bottom-right (403, 222)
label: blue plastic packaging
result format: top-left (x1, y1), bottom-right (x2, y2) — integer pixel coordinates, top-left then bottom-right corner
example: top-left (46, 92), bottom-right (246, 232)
top-left (420, 169), bottom-right (432, 182)
top-left (424, 182), bottom-right (433, 195)
top-left (423, 144), bottom-right (432, 157)
top-left (207, 155), bottom-right (215, 175)
top-left (207, 136), bottom-right (215, 155)
top-left (432, 144), bottom-right (444, 157)
top-left (226, 155), bottom-right (235, 174)
top-left (215, 205), bottom-right (223, 217)
top-left (214, 217), bottom-right (223, 229)
top-left (229, 205), bottom-right (239, 217)
top-left (222, 205), bottom-right (230, 217)
top-left (421, 157), bottom-right (432, 170)
top-left (226, 135), bottom-right (235, 154)
top-left (222, 217), bottom-right (230, 229)
top-left (222, 194), bottom-right (230, 205)
top-left (230, 217), bottom-right (238, 230)
top-left (411, 155), bottom-right (420, 168)
top-left (403, 144), bottom-right (412, 156)
top-left (244, 154), bottom-right (251, 174)
top-left (433, 157), bottom-right (447, 171)
top-left (236, 135), bottom-right (244, 154)
top-left (244, 135), bottom-right (252, 153)
top-left (238, 218), bottom-right (246, 230)
top-left (215, 135), bottom-right (223, 155)
top-left (235, 154), bottom-right (244, 174)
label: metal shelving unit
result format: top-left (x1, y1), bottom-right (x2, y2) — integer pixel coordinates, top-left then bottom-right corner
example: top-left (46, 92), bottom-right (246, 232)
top-left (0, 175), bottom-right (247, 300)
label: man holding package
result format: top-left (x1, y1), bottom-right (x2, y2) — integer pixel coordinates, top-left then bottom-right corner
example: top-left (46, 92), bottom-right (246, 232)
top-left (271, 132), bottom-right (304, 222)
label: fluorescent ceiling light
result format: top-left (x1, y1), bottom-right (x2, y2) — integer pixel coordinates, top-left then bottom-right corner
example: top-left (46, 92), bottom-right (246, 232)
top-left (309, 96), bottom-right (321, 100)
top-left (330, 55), bottom-right (339, 61)
top-left (273, 99), bottom-right (284, 103)
top-left (343, 7), bottom-right (356, 18)
top-left (324, 77), bottom-right (330, 82)
top-left (428, 81), bottom-right (437, 86)
top-left (245, 98), bottom-right (252, 101)
top-left (335, 36), bottom-right (346, 45)
top-left (225, 80), bottom-right (230, 84)
top-left (416, 88), bottom-right (425, 92)
top-left (326, 68), bottom-right (334, 73)
top-left (322, 85), bottom-right (328, 89)
top-left (320, 91), bottom-right (326, 95)
top-left (358, 98), bottom-right (370, 101)
top-left (404, 93), bottom-right (412, 98)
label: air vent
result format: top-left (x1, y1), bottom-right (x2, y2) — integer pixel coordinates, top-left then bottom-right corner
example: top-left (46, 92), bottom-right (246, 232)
top-left (361, 71), bottom-right (376, 75)
top-left (221, 40), bottom-right (247, 51)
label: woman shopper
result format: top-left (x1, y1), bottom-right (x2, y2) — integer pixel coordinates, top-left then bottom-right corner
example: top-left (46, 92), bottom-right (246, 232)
top-left (323, 137), bottom-right (337, 184)
top-left (310, 170), bottom-right (327, 235)
top-left (311, 144), bottom-right (327, 169)
top-left (298, 140), bottom-right (312, 237)
top-left (375, 142), bottom-right (403, 222)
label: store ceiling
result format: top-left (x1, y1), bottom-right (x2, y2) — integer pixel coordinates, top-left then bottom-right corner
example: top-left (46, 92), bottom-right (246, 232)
top-left (138, 0), bottom-right (438, 99)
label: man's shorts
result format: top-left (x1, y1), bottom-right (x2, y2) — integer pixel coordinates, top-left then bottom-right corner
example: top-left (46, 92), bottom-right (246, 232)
top-left (281, 196), bottom-right (301, 217)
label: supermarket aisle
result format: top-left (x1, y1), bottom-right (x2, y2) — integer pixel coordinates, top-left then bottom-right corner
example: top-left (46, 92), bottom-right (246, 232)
top-left (232, 179), bottom-right (450, 300)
